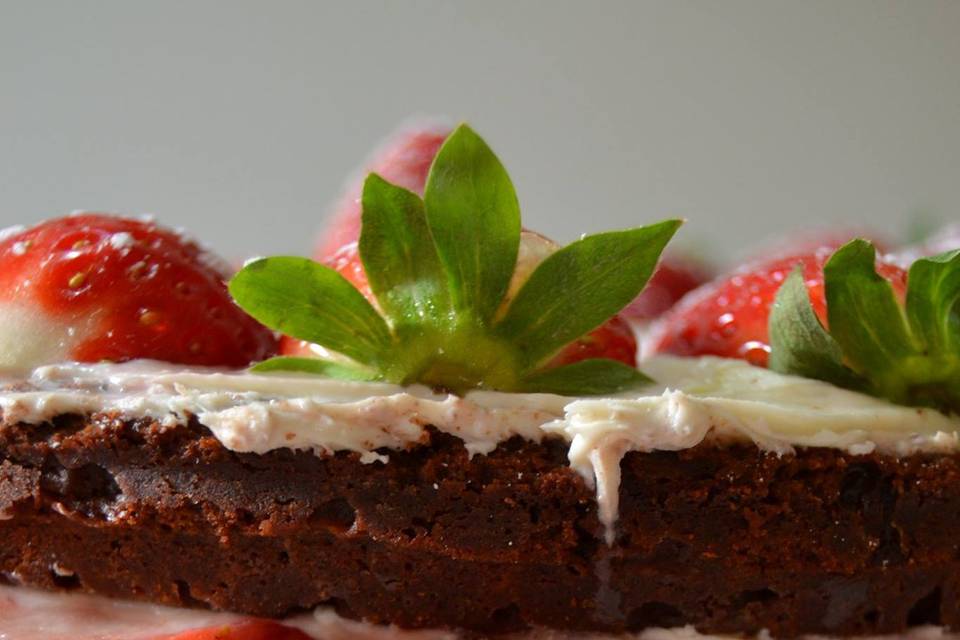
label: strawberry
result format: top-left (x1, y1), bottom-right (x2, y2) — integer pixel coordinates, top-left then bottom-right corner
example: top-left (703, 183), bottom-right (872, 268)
top-left (284, 233), bottom-right (639, 367)
top-left (316, 124), bottom-right (451, 259)
top-left (768, 238), bottom-right (960, 413)
top-left (309, 124), bottom-right (640, 370)
top-left (621, 257), bottom-right (710, 322)
top-left (646, 245), bottom-right (906, 367)
top-left (548, 314), bottom-right (637, 367)
top-left (0, 213), bottom-right (277, 369)
top-left (235, 125), bottom-right (677, 395)
top-left (158, 620), bottom-right (313, 640)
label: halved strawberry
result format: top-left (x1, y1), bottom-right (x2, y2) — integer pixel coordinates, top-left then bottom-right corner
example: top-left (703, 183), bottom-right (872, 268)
top-left (316, 124), bottom-right (451, 259)
top-left (0, 214), bottom-right (277, 369)
top-left (284, 233), bottom-right (639, 367)
top-left (159, 620), bottom-right (313, 640)
top-left (646, 244), bottom-right (906, 367)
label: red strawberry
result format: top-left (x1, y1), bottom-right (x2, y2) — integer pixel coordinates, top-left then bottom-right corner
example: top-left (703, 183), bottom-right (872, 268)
top-left (159, 620), bottom-right (313, 640)
top-left (308, 124), bottom-right (641, 367)
top-left (322, 240), bottom-right (368, 293)
top-left (316, 124), bottom-right (451, 259)
top-left (646, 245), bottom-right (906, 367)
top-left (285, 234), bottom-right (638, 367)
top-left (621, 257), bottom-right (710, 322)
top-left (548, 314), bottom-right (637, 367)
top-left (0, 213), bottom-right (277, 369)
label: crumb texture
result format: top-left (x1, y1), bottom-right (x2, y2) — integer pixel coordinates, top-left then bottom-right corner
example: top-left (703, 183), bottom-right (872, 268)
top-left (1, 414), bottom-right (959, 637)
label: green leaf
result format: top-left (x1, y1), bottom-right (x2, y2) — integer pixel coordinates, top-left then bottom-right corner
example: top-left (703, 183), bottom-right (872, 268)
top-left (228, 124), bottom-right (684, 398)
top-left (768, 266), bottom-right (864, 389)
top-left (423, 123), bottom-right (521, 324)
top-left (229, 257), bottom-right (392, 367)
top-left (359, 173), bottom-right (451, 326)
top-left (252, 356), bottom-right (381, 381)
top-left (519, 359), bottom-right (651, 396)
top-left (495, 220), bottom-right (681, 367)
top-left (767, 239), bottom-right (960, 413)
top-left (901, 250), bottom-right (960, 409)
top-left (824, 240), bottom-right (919, 384)
top-left (906, 249), bottom-right (960, 355)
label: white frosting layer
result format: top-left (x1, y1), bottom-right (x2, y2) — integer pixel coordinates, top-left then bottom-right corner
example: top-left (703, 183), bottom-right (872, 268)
top-left (546, 357), bottom-right (960, 541)
top-left (0, 361), bottom-right (569, 462)
top-left (1, 355), bottom-right (958, 540)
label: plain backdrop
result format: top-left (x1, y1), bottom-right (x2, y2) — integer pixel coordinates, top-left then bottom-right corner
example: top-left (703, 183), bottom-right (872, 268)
top-left (1, 1), bottom-right (958, 266)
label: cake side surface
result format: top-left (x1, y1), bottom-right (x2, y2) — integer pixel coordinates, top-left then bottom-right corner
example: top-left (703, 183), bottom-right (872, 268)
top-left (1, 413), bottom-right (958, 637)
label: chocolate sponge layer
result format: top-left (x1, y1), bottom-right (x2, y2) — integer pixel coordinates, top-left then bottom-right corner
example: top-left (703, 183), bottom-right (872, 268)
top-left (1, 413), bottom-right (959, 637)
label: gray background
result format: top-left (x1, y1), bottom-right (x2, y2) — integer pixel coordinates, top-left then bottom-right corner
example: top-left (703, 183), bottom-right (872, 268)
top-left (1, 1), bottom-right (958, 265)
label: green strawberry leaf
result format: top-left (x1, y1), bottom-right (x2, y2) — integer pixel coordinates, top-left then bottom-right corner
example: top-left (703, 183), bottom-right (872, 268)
top-left (229, 257), bottom-right (392, 367)
top-left (905, 249), bottom-right (960, 354)
top-left (359, 173), bottom-right (451, 327)
top-left (252, 356), bottom-right (381, 381)
top-left (901, 250), bottom-right (960, 408)
top-left (423, 124), bottom-right (521, 325)
top-left (768, 266), bottom-right (864, 390)
top-left (769, 238), bottom-right (960, 414)
top-left (519, 358), bottom-right (651, 396)
top-left (231, 124), bottom-right (680, 396)
top-left (824, 240), bottom-right (919, 400)
top-left (495, 220), bottom-right (681, 367)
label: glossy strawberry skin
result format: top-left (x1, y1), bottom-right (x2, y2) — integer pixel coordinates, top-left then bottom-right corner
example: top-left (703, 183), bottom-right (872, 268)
top-left (322, 241), bottom-right (368, 292)
top-left (0, 214), bottom-right (277, 367)
top-left (548, 314), bottom-right (637, 367)
top-left (316, 125), bottom-right (451, 259)
top-left (158, 620), bottom-right (313, 640)
top-left (283, 242), bottom-right (638, 367)
top-left (648, 246), bottom-right (906, 367)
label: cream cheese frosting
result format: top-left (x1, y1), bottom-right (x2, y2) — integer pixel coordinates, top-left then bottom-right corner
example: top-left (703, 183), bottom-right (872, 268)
top-left (1, 355), bottom-right (958, 539)
top-left (547, 356), bottom-right (960, 541)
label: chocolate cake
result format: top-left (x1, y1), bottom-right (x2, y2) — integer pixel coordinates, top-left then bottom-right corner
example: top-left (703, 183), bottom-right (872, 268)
top-left (3, 123), bottom-right (960, 639)
top-left (1, 413), bottom-right (958, 637)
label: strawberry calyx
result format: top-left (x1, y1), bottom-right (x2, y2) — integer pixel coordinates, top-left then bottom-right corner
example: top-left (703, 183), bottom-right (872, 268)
top-left (769, 238), bottom-right (960, 414)
top-left (286, 232), bottom-right (638, 372)
top-left (231, 124), bottom-right (680, 395)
